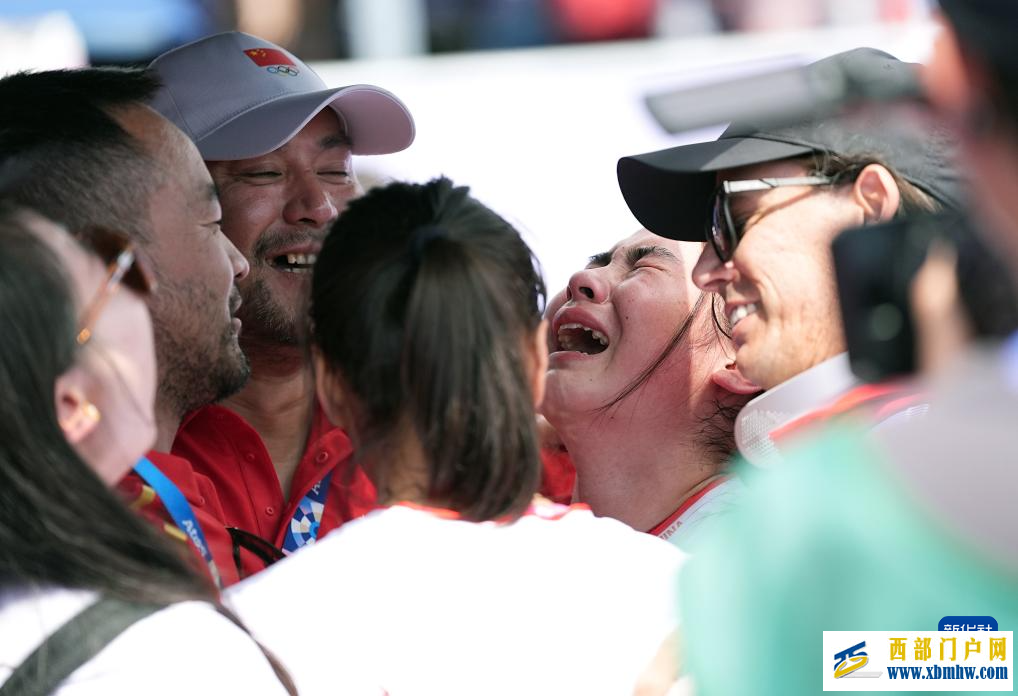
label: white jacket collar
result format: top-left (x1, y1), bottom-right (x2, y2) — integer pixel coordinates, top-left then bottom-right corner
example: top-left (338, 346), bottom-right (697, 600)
top-left (734, 353), bottom-right (858, 468)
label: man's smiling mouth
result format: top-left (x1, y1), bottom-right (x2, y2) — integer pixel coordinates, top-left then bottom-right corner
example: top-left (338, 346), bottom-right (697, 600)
top-left (270, 253), bottom-right (318, 273)
top-left (728, 303), bottom-right (759, 328)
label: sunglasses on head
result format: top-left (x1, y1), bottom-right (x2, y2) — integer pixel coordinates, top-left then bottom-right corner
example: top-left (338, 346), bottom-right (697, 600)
top-left (74, 226), bottom-right (156, 346)
top-left (706, 175), bottom-right (835, 262)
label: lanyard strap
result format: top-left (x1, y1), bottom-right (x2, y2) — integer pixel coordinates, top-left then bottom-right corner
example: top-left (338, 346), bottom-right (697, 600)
top-left (133, 457), bottom-right (222, 589)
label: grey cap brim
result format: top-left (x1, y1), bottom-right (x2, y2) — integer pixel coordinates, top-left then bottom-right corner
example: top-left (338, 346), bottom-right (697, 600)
top-left (196, 84), bottom-right (415, 161)
top-left (617, 136), bottom-right (814, 241)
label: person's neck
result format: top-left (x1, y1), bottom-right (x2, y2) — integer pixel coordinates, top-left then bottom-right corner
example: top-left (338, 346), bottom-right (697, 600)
top-left (558, 408), bottom-right (716, 533)
top-left (154, 400), bottom-right (181, 454)
top-left (223, 343), bottom-right (315, 498)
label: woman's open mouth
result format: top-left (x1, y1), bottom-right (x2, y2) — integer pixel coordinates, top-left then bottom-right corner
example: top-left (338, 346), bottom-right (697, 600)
top-left (556, 322), bottom-right (610, 355)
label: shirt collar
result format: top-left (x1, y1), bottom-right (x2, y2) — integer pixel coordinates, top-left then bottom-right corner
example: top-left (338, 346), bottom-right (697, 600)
top-left (734, 352), bottom-right (858, 468)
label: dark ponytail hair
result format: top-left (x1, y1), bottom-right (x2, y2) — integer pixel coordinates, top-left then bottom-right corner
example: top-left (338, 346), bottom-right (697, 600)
top-left (312, 177), bottom-right (546, 522)
top-left (0, 204), bottom-right (213, 603)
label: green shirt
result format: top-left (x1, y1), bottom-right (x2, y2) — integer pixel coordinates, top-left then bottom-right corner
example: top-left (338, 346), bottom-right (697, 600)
top-left (680, 425), bottom-right (1018, 696)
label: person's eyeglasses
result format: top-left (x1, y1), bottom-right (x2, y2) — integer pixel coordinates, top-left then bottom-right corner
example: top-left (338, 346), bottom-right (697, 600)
top-left (74, 227), bottom-right (156, 346)
top-left (707, 176), bottom-right (834, 262)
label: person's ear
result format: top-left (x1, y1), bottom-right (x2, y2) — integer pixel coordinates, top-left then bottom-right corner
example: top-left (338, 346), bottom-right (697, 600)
top-left (710, 362), bottom-right (760, 396)
top-left (55, 372), bottom-right (102, 444)
top-left (527, 320), bottom-right (550, 408)
top-left (313, 348), bottom-right (356, 434)
top-left (852, 163), bottom-right (901, 224)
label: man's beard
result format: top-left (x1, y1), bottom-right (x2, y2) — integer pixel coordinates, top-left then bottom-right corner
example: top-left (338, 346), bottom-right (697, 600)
top-left (151, 290), bottom-right (251, 418)
top-left (235, 275), bottom-right (310, 348)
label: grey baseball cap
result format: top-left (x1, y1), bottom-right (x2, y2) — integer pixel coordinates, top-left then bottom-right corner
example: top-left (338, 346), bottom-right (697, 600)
top-left (618, 48), bottom-right (961, 241)
top-left (149, 31), bottom-right (415, 160)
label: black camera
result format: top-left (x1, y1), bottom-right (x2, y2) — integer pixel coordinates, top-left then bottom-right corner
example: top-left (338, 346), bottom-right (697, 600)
top-left (832, 212), bottom-right (1018, 382)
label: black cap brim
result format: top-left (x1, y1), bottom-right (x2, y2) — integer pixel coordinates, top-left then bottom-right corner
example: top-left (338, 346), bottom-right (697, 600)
top-left (618, 136), bottom-right (815, 241)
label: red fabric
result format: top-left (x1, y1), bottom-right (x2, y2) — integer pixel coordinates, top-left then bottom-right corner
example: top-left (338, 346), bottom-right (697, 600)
top-left (243, 48), bottom-right (294, 67)
top-left (539, 447), bottom-right (576, 504)
top-left (117, 451), bottom-right (240, 587)
top-left (551, 0), bottom-right (656, 40)
top-left (172, 404), bottom-right (377, 580)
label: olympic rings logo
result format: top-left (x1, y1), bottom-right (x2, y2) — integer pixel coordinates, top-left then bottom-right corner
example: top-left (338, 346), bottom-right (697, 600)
top-left (267, 66), bottom-right (299, 77)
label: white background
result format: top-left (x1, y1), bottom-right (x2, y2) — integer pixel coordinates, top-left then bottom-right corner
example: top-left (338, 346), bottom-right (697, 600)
top-left (313, 21), bottom-right (939, 296)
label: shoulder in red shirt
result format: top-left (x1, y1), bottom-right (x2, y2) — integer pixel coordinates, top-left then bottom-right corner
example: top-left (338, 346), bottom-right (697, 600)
top-left (117, 450), bottom-right (239, 587)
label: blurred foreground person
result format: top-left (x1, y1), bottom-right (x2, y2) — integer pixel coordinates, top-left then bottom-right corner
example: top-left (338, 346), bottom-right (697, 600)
top-left (667, 20), bottom-right (1018, 695)
top-left (541, 230), bottom-right (756, 547)
top-left (227, 178), bottom-right (683, 696)
top-left (0, 207), bottom-right (292, 694)
top-left (618, 48), bottom-right (958, 465)
top-left (926, 1), bottom-right (1018, 268)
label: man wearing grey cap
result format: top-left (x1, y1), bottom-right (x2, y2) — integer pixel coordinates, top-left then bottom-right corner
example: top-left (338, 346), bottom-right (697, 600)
top-left (148, 31), bottom-right (415, 576)
top-left (618, 48), bottom-right (957, 466)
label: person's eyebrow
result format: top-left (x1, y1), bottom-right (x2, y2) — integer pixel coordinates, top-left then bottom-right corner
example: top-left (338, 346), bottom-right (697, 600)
top-left (586, 249), bottom-right (614, 268)
top-left (320, 133), bottom-right (353, 149)
top-left (625, 245), bottom-right (678, 266)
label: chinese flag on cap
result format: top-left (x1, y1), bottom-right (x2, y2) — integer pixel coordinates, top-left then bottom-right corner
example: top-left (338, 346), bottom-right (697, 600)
top-left (243, 48), bottom-right (294, 67)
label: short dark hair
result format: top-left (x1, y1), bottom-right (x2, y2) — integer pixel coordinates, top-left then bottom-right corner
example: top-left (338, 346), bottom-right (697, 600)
top-left (312, 177), bottom-right (547, 522)
top-left (0, 68), bottom-right (162, 242)
top-left (0, 202), bottom-right (212, 603)
top-left (802, 151), bottom-right (943, 217)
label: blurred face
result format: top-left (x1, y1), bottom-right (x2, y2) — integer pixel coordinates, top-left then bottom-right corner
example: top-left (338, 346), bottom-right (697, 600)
top-left (35, 214), bottom-right (157, 484)
top-left (542, 230), bottom-right (713, 424)
top-left (119, 106), bottom-right (251, 414)
top-left (208, 109), bottom-right (360, 348)
top-left (691, 160), bottom-right (861, 390)
top-left (924, 15), bottom-right (1018, 276)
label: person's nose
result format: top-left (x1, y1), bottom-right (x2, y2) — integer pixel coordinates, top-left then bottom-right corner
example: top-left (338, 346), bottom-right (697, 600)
top-left (282, 172), bottom-right (340, 228)
top-left (565, 267), bottom-right (610, 304)
top-left (222, 234), bottom-right (250, 282)
top-left (691, 244), bottom-right (736, 294)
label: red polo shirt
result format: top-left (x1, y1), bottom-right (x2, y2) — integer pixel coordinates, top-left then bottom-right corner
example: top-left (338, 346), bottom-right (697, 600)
top-left (172, 404), bottom-right (377, 580)
top-left (117, 450), bottom-right (240, 587)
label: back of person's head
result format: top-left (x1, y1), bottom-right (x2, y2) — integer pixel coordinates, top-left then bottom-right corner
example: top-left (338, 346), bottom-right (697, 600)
top-left (312, 177), bottom-right (547, 522)
top-left (0, 68), bottom-right (160, 241)
top-left (0, 202), bottom-right (210, 603)
top-left (937, 1), bottom-right (1018, 130)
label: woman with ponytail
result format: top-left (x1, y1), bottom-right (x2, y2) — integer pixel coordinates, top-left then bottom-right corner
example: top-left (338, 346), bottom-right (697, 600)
top-left (228, 178), bottom-right (683, 696)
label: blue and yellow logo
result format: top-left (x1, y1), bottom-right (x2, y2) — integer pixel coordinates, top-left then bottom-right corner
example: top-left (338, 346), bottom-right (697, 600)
top-left (834, 641), bottom-right (870, 678)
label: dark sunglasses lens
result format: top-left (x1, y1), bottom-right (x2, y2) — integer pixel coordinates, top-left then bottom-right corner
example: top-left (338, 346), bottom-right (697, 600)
top-left (710, 196), bottom-right (731, 260)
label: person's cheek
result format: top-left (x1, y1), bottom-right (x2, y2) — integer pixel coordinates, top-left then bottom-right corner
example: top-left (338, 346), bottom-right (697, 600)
top-left (544, 288), bottom-right (568, 354)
